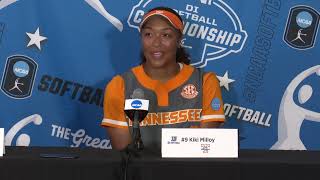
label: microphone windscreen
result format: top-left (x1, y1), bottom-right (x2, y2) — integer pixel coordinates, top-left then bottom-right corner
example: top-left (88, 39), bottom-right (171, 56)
top-left (131, 88), bottom-right (145, 99)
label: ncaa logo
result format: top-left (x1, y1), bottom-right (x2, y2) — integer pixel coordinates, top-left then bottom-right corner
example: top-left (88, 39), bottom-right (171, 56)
top-left (131, 100), bottom-right (142, 108)
top-left (128, 0), bottom-right (247, 67)
top-left (284, 6), bottom-right (319, 50)
top-left (1, 55), bottom-right (38, 99)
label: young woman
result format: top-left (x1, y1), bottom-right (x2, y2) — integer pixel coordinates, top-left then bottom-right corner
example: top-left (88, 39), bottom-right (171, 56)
top-left (101, 7), bottom-right (225, 151)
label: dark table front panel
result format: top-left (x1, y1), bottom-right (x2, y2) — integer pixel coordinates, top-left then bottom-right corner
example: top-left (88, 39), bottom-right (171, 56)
top-left (1, 147), bottom-right (319, 180)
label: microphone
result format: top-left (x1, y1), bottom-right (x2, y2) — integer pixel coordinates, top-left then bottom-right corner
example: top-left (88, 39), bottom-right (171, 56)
top-left (124, 94), bottom-right (149, 151)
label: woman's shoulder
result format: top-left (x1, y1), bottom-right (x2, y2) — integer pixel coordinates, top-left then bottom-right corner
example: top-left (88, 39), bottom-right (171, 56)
top-left (106, 75), bottom-right (124, 91)
top-left (188, 65), bottom-right (218, 83)
top-left (108, 65), bottom-right (142, 86)
top-left (186, 64), bottom-right (217, 77)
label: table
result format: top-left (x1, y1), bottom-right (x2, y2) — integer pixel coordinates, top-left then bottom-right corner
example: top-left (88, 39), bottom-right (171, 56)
top-left (0, 147), bottom-right (319, 180)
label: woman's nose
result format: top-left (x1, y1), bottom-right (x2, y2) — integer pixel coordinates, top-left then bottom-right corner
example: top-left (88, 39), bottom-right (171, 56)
top-left (152, 35), bottom-right (161, 47)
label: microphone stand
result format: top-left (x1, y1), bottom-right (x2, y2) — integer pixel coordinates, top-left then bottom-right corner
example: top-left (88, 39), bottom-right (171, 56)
top-left (132, 111), bottom-right (144, 151)
top-left (121, 111), bottom-right (144, 180)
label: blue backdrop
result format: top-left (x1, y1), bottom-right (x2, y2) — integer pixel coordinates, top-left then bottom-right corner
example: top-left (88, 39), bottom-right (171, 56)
top-left (0, 0), bottom-right (319, 150)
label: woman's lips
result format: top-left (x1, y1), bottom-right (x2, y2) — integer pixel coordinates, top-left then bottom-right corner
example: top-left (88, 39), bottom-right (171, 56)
top-left (152, 52), bottom-right (163, 58)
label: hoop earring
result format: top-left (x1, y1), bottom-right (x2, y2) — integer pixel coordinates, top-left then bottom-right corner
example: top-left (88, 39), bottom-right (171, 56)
top-left (177, 40), bottom-right (183, 48)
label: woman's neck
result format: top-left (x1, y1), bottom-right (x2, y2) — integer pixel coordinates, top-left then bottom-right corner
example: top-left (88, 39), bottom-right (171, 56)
top-left (143, 62), bottom-right (181, 83)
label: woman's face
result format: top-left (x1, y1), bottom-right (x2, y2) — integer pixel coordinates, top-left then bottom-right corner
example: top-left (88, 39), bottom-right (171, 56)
top-left (141, 15), bottom-right (181, 69)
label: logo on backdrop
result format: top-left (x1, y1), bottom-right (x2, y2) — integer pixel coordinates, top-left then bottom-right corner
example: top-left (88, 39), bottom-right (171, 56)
top-left (242, 0), bottom-right (281, 103)
top-left (85, 0), bottom-right (123, 31)
top-left (5, 114), bottom-right (43, 146)
top-left (271, 65), bottom-right (320, 150)
top-left (128, 0), bottom-right (247, 67)
top-left (1, 55), bottom-right (38, 99)
top-left (284, 5), bottom-right (320, 50)
top-left (0, 0), bottom-right (18, 10)
top-left (224, 103), bottom-right (272, 127)
top-left (51, 124), bottom-right (112, 149)
top-left (37, 74), bottom-right (104, 107)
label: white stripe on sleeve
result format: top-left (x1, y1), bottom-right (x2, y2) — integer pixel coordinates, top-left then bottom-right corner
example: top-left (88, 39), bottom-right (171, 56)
top-left (102, 118), bottom-right (128, 126)
top-left (201, 115), bottom-right (225, 120)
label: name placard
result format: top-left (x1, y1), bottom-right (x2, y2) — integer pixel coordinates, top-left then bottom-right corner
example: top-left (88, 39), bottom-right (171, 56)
top-left (0, 128), bottom-right (4, 156)
top-left (162, 128), bottom-right (238, 158)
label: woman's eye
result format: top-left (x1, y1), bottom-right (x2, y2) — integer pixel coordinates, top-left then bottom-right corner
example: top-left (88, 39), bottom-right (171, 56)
top-left (162, 33), bottom-right (170, 38)
top-left (143, 32), bottom-right (152, 37)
